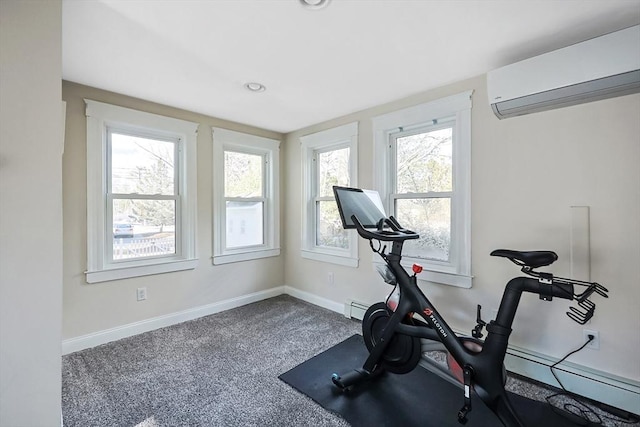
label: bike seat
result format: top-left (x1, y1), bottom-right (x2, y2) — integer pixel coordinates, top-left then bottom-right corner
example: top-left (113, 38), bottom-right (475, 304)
top-left (490, 249), bottom-right (558, 268)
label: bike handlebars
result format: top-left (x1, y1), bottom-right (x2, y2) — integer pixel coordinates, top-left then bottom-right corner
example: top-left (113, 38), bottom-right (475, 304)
top-left (350, 214), bottom-right (420, 242)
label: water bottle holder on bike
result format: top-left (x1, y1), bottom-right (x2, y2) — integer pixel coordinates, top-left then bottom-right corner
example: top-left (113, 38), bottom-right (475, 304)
top-left (491, 249), bottom-right (609, 325)
top-left (538, 274), bottom-right (608, 324)
top-left (566, 282), bottom-right (608, 324)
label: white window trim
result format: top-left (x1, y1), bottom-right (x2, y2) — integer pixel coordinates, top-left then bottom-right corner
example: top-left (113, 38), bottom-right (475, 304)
top-left (300, 122), bottom-right (359, 267)
top-left (373, 91), bottom-right (473, 288)
top-left (85, 100), bottom-right (199, 283)
top-left (212, 128), bottom-right (280, 265)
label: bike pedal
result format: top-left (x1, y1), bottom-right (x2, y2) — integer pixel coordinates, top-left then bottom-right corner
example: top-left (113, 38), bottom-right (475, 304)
top-left (457, 410), bottom-right (469, 425)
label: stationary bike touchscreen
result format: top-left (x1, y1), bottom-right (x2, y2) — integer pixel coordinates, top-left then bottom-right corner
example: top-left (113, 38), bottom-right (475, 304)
top-left (333, 186), bottom-right (386, 229)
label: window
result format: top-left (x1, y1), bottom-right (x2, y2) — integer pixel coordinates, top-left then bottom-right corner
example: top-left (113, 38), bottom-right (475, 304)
top-left (85, 100), bottom-right (198, 283)
top-left (373, 92), bottom-right (472, 287)
top-left (212, 128), bottom-right (280, 264)
top-left (301, 122), bottom-right (358, 267)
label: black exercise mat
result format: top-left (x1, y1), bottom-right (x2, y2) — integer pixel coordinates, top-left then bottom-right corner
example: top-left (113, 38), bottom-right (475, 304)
top-left (279, 335), bottom-right (583, 427)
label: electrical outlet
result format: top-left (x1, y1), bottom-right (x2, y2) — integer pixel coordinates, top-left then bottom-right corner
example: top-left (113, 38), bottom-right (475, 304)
top-left (136, 287), bottom-right (147, 301)
top-left (583, 329), bottom-right (599, 350)
top-left (328, 272), bottom-right (335, 285)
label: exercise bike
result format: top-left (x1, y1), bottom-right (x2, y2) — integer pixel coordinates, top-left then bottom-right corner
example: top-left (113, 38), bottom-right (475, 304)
top-left (330, 186), bottom-right (609, 427)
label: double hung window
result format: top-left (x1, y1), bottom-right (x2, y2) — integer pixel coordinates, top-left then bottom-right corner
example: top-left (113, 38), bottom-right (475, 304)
top-left (373, 92), bottom-right (472, 287)
top-left (85, 100), bottom-right (198, 283)
top-left (391, 122), bottom-right (454, 262)
top-left (301, 122), bottom-right (358, 266)
top-left (212, 128), bottom-right (280, 264)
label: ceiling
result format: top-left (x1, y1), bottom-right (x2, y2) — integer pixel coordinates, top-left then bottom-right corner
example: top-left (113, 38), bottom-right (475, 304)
top-left (62, 0), bottom-right (640, 134)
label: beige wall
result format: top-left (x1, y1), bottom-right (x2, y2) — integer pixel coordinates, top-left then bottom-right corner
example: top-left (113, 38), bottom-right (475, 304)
top-left (62, 81), bottom-right (285, 339)
top-left (0, 1), bottom-right (63, 425)
top-left (62, 63), bottom-right (639, 383)
top-left (283, 75), bottom-right (640, 382)
top-left (1, 4), bottom-right (636, 422)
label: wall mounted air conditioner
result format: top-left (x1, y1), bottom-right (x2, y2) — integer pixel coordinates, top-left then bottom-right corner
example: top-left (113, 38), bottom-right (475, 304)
top-left (487, 25), bottom-right (640, 119)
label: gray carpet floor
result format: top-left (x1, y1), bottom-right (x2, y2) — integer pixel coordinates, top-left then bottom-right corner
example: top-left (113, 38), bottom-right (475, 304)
top-left (62, 295), bottom-right (637, 426)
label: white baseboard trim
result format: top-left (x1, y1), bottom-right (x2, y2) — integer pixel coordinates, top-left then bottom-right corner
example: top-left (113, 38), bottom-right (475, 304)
top-left (62, 286), bottom-right (285, 355)
top-left (61, 285), bottom-right (639, 416)
top-left (62, 285), bottom-right (343, 356)
top-left (283, 285), bottom-right (345, 314)
top-left (504, 344), bottom-right (640, 416)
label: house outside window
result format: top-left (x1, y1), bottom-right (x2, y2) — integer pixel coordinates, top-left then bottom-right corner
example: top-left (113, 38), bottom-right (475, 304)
top-left (85, 100), bottom-right (198, 283)
top-left (212, 128), bottom-right (280, 264)
top-left (301, 122), bottom-right (358, 267)
top-left (373, 92), bottom-right (472, 287)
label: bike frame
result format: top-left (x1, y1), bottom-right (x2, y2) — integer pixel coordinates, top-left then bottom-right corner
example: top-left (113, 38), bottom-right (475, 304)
top-left (370, 238), bottom-right (570, 426)
top-left (331, 186), bottom-right (608, 427)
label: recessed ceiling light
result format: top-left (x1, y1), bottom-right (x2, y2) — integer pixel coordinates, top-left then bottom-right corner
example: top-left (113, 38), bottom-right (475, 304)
top-left (244, 82), bottom-right (266, 92)
top-left (299, 0), bottom-right (330, 10)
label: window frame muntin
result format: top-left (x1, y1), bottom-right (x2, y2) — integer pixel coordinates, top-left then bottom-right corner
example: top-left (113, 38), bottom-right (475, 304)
top-left (389, 120), bottom-right (456, 265)
top-left (85, 99), bottom-right (198, 283)
top-left (222, 147), bottom-right (268, 251)
top-left (312, 143), bottom-right (352, 250)
top-left (106, 127), bottom-right (182, 264)
top-left (212, 127), bottom-right (280, 265)
top-left (373, 91), bottom-right (472, 288)
top-left (300, 122), bottom-right (359, 267)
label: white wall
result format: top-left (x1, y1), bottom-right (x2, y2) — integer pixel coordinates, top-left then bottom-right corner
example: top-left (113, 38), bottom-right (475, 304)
top-left (283, 75), bottom-right (640, 383)
top-left (61, 82), bottom-right (285, 340)
top-left (0, 1), bottom-right (63, 425)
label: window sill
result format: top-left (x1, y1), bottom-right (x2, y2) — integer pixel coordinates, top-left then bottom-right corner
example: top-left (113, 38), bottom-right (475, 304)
top-left (401, 256), bottom-right (472, 288)
top-left (372, 260), bottom-right (472, 288)
top-left (86, 258), bottom-right (198, 284)
top-left (212, 248), bottom-right (280, 265)
top-left (415, 268), bottom-right (472, 288)
top-left (301, 249), bottom-right (359, 267)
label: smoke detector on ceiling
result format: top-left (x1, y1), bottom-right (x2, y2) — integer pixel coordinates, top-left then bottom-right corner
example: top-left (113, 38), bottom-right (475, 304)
top-left (299, 0), bottom-right (330, 10)
top-left (244, 82), bottom-right (266, 93)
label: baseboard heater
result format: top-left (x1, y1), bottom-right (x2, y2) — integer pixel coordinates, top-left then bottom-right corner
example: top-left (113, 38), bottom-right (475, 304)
top-left (345, 300), bottom-right (369, 321)
top-left (344, 300), bottom-right (639, 416)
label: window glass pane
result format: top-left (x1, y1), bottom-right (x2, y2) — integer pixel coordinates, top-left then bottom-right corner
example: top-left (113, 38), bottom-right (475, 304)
top-left (395, 198), bottom-right (450, 261)
top-left (226, 201), bottom-right (263, 248)
top-left (316, 200), bottom-right (349, 249)
top-left (396, 127), bottom-right (452, 193)
top-left (112, 199), bottom-right (176, 260)
top-left (111, 132), bottom-right (175, 195)
top-left (317, 147), bottom-right (350, 197)
top-left (225, 151), bottom-right (263, 197)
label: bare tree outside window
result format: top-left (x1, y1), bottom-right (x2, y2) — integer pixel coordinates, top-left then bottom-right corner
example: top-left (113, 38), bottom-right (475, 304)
top-left (316, 147), bottom-right (349, 249)
top-left (110, 132), bottom-right (177, 260)
top-left (394, 127), bottom-right (452, 261)
top-left (224, 151), bottom-right (262, 198)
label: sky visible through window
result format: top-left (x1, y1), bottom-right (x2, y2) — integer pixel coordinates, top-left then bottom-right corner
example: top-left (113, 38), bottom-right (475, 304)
top-left (110, 132), bottom-right (177, 260)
